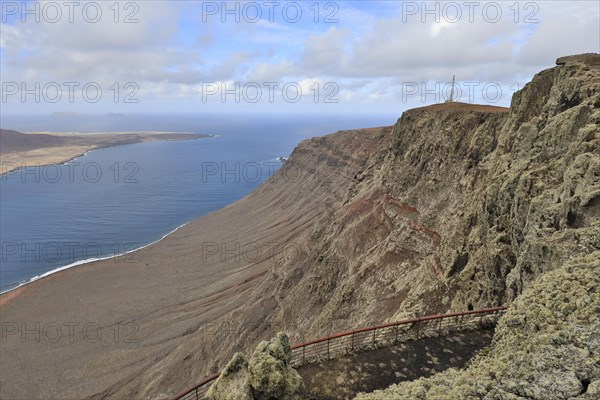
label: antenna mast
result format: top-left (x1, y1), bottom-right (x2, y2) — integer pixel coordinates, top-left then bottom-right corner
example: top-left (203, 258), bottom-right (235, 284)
top-left (447, 75), bottom-right (456, 103)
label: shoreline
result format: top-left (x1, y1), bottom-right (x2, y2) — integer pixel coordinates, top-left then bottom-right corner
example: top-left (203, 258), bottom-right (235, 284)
top-left (0, 131), bottom-right (213, 176)
top-left (0, 132), bottom-right (215, 303)
top-left (0, 220), bottom-right (192, 303)
top-left (0, 139), bottom-right (283, 302)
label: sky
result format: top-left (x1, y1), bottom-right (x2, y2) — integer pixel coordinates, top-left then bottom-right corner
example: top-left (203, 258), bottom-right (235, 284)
top-left (1, 0), bottom-right (599, 116)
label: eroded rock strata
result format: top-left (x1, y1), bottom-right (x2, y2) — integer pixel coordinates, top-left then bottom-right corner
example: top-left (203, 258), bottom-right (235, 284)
top-left (196, 53), bottom-right (599, 398)
top-left (1, 54), bottom-right (597, 400)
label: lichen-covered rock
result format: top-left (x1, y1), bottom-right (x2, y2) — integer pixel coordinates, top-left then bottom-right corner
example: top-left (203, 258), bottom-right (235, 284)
top-left (206, 332), bottom-right (305, 400)
top-left (247, 332), bottom-right (304, 400)
top-left (206, 353), bottom-right (253, 400)
top-left (354, 252), bottom-right (600, 400)
top-left (168, 54), bottom-right (599, 397)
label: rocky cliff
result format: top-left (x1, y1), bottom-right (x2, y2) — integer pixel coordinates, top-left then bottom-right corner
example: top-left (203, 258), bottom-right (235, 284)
top-left (350, 52), bottom-right (599, 399)
top-left (191, 53), bottom-right (598, 396)
top-left (209, 53), bottom-right (599, 399)
top-left (209, 52), bottom-right (596, 337)
top-left (1, 54), bottom-right (597, 400)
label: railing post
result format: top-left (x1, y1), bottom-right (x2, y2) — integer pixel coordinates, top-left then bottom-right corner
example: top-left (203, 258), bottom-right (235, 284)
top-left (438, 318), bottom-right (442, 334)
top-left (351, 332), bottom-right (355, 350)
top-left (395, 325), bottom-right (399, 342)
top-left (372, 329), bottom-right (376, 344)
top-left (302, 345), bottom-right (306, 365)
top-left (416, 320), bottom-right (420, 338)
top-left (195, 386), bottom-right (199, 400)
top-left (327, 339), bottom-right (330, 358)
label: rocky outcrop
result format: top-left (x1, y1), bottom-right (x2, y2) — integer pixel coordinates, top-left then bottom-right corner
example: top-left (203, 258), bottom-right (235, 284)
top-left (207, 332), bottom-right (305, 400)
top-left (355, 251), bottom-right (600, 400)
top-left (556, 53), bottom-right (600, 66)
top-left (173, 54), bottom-right (599, 395)
top-left (229, 53), bottom-right (597, 334)
top-left (4, 54), bottom-right (595, 400)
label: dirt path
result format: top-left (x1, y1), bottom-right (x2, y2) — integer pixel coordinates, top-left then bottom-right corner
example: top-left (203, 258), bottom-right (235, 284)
top-left (297, 328), bottom-right (494, 400)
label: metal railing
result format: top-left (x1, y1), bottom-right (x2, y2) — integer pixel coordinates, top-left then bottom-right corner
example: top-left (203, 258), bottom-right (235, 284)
top-left (172, 373), bottom-right (220, 400)
top-left (171, 306), bottom-right (507, 400)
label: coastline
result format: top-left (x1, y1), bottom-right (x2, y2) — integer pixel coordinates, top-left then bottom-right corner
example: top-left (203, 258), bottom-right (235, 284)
top-left (1, 144), bottom-right (96, 176)
top-left (0, 221), bottom-right (192, 301)
top-left (0, 125), bottom-right (392, 400)
top-left (0, 131), bottom-right (212, 176)
top-left (0, 132), bottom-right (214, 303)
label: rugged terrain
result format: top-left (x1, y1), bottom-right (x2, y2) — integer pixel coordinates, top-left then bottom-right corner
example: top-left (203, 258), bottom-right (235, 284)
top-left (193, 53), bottom-right (600, 399)
top-left (0, 125), bottom-right (392, 399)
top-left (0, 54), bottom-right (598, 399)
top-left (355, 252), bottom-right (600, 399)
top-left (200, 53), bottom-right (600, 399)
top-left (202, 52), bottom-right (598, 369)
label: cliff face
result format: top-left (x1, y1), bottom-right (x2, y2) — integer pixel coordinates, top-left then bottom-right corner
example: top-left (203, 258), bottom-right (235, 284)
top-left (450, 54), bottom-right (600, 309)
top-left (246, 55), bottom-right (594, 316)
top-left (196, 54), bottom-right (598, 392)
top-left (2, 55), bottom-right (596, 400)
top-left (371, 52), bottom-right (600, 400)
top-left (382, 53), bottom-right (600, 313)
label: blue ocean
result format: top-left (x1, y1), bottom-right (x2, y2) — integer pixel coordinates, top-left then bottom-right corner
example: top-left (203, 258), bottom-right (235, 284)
top-left (0, 113), bottom-right (395, 293)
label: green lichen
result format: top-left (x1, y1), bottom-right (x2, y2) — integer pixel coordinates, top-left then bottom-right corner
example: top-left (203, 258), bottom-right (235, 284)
top-left (206, 332), bottom-right (305, 400)
top-left (355, 252), bottom-right (600, 400)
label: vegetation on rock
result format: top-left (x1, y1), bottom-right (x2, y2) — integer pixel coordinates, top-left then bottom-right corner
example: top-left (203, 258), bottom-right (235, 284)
top-left (355, 251), bottom-right (600, 399)
top-left (207, 332), bottom-right (305, 400)
top-left (175, 53), bottom-right (600, 398)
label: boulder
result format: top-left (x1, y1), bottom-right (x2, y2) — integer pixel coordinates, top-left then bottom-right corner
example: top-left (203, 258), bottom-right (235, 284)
top-left (207, 332), bottom-right (305, 400)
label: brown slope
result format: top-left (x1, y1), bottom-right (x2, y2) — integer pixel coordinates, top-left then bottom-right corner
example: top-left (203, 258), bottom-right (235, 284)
top-left (164, 54), bottom-right (598, 400)
top-left (0, 126), bottom-right (392, 400)
top-left (0, 129), bottom-right (69, 153)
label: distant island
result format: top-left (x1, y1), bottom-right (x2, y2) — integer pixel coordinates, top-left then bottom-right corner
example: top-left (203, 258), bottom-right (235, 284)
top-left (0, 129), bottom-right (210, 175)
top-left (1, 54), bottom-right (598, 400)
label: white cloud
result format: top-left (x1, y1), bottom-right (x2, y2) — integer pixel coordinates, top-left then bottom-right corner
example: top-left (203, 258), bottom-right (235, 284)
top-left (247, 60), bottom-right (297, 82)
top-left (1, 0), bottom-right (598, 114)
top-left (517, 2), bottom-right (600, 66)
top-left (301, 27), bottom-right (351, 71)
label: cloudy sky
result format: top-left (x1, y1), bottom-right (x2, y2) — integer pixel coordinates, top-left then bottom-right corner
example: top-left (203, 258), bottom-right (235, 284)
top-left (1, 0), bottom-right (598, 115)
